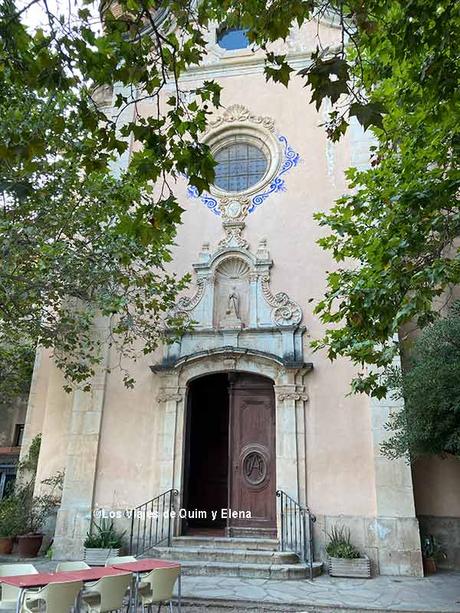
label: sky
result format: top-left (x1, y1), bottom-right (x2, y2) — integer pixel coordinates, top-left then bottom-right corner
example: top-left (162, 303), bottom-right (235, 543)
top-left (21, 0), bottom-right (101, 32)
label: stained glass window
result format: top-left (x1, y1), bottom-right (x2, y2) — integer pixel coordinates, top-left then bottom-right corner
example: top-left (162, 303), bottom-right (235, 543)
top-left (214, 143), bottom-right (268, 192)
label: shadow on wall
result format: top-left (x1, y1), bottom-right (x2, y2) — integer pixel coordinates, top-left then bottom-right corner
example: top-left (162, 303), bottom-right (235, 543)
top-left (417, 516), bottom-right (460, 570)
top-left (412, 454), bottom-right (460, 570)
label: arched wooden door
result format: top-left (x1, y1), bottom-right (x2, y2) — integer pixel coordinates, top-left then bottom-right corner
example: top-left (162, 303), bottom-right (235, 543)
top-left (227, 373), bottom-right (276, 538)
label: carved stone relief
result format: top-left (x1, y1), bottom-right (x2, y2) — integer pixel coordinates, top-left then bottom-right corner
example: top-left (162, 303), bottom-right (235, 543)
top-left (165, 104), bottom-right (305, 367)
top-left (172, 232), bottom-right (302, 331)
top-left (206, 104), bottom-right (276, 133)
top-left (174, 277), bottom-right (206, 323)
top-left (261, 276), bottom-right (303, 327)
top-left (243, 450), bottom-right (267, 486)
top-left (167, 221), bottom-right (306, 367)
top-left (218, 221), bottom-right (250, 251)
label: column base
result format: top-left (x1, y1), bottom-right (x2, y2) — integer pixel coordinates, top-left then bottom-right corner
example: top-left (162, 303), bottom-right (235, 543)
top-left (315, 514), bottom-right (423, 576)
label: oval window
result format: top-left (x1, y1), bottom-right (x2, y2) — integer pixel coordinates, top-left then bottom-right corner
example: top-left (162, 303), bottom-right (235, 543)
top-left (214, 142), bottom-right (268, 192)
top-left (216, 27), bottom-right (249, 51)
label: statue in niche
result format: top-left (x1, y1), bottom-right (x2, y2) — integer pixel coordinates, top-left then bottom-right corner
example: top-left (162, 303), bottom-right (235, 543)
top-left (226, 287), bottom-right (240, 319)
top-left (220, 286), bottom-right (243, 329)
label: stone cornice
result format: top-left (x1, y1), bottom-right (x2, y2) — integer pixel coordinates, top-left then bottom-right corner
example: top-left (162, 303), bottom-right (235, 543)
top-left (176, 52), bottom-right (313, 83)
top-left (151, 347), bottom-right (312, 373)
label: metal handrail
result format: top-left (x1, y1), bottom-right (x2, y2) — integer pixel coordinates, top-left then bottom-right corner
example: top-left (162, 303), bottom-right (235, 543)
top-left (129, 489), bottom-right (179, 556)
top-left (276, 489), bottom-right (316, 579)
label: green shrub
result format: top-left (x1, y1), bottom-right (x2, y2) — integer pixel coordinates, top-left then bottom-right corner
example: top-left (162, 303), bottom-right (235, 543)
top-left (0, 495), bottom-right (22, 537)
top-left (12, 435), bottom-right (64, 535)
top-left (383, 302), bottom-right (460, 459)
top-left (84, 519), bottom-right (124, 549)
top-left (326, 525), bottom-right (361, 559)
top-left (422, 534), bottom-right (447, 562)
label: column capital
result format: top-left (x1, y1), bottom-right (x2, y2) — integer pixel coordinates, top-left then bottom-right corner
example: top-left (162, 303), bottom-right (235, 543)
top-left (274, 384), bottom-right (308, 403)
top-left (157, 389), bottom-right (183, 403)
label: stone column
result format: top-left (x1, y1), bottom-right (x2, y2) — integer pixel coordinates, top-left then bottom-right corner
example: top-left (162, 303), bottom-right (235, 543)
top-left (173, 388), bottom-right (187, 492)
top-left (274, 375), bottom-right (309, 545)
top-left (154, 385), bottom-right (184, 539)
top-left (53, 326), bottom-right (110, 560)
top-left (53, 83), bottom-right (136, 559)
top-left (369, 392), bottom-right (423, 576)
top-left (274, 380), bottom-right (307, 501)
top-left (156, 389), bottom-right (183, 494)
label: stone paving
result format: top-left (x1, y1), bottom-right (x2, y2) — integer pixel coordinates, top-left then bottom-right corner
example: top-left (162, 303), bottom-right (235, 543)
top-left (178, 572), bottom-right (460, 612)
top-left (0, 556), bottom-right (459, 612)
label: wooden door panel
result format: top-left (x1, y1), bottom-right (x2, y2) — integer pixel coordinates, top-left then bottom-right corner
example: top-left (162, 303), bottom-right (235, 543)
top-left (229, 374), bottom-right (276, 536)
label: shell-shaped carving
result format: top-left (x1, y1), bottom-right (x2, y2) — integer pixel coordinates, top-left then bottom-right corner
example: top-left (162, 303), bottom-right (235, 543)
top-left (216, 257), bottom-right (250, 280)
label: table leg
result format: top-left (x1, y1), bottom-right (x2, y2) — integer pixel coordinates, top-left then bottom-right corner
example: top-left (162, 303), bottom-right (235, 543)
top-left (177, 570), bottom-right (181, 613)
top-left (126, 578), bottom-right (131, 612)
top-left (133, 572), bottom-right (140, 612)
top-left (74, 588), bottom-right (82, 613)
top-left (16, 587), bottom-right (24, 613)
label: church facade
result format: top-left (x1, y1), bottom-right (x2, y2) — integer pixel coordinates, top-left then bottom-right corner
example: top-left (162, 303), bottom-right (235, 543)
top-left (22, 16), bottom-right (460, 576)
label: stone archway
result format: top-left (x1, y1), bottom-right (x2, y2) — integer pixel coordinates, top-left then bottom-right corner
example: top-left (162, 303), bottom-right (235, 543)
top-left (153, 348), bottom-right (311, 537)
top-left (183, 371), bottom-right (277, 537)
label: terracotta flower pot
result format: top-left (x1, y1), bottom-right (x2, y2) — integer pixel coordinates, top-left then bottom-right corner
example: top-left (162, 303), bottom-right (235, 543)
top-left (423, 556), bottom-right (437, 575)
top-left (16, 534), bottom-right (44, 558)
top-left (0, 536), bottom-right (13, 555)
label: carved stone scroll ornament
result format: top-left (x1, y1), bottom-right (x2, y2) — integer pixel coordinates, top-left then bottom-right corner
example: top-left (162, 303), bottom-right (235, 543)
top-left (261, 276), bottom-right (302, 326)
top-left (206, 104), bottom-right (275, 133)
top-left (218, 222), bottom-right (249, 251)
top-left (173, 277), bottom-right (206, 321)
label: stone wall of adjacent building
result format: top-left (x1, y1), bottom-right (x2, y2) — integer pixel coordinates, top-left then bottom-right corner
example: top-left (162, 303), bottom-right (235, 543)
top-left (0, 394), bottom-right (28, 448)
top-left (0, 394), bottom-right (28, 498)
top-left (413, 455), bottom-right (460, 570)
top-left (417, 515), bottom-right (460, 570)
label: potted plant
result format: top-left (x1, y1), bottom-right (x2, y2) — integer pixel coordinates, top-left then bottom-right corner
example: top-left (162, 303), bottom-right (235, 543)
top-left (326, 525), bottom-right (371, 578)
top-left (84, 519), bottom-right (124, 566)
top-left (9, 435), bottom-right (63, 558)
top-left (422, 535), bottom-right (446, 575)
top-left (15, 491), bottom-right (57, 557)
top-left (0, 495), bottom-right (21, 554)
top-left (0, 435), bottom-right (62, 558)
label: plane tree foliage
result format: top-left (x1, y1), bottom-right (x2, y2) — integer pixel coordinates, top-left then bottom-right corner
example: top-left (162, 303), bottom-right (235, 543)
top-left (0, 0), bottom-right (458, 403)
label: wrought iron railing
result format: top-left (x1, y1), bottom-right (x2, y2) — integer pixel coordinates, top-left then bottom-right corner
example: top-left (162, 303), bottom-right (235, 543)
top-left (276, 489), bottom-right (316, 579)
top-left (129, 489), bottom-right (179, 556)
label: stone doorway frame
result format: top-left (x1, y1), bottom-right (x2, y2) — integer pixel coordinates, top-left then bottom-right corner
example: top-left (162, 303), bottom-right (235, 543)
top-left (153, 347), bottom-right (312, 537)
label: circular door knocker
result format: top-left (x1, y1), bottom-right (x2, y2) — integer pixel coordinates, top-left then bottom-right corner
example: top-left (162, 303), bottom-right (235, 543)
top-left (240, 445), bottom-right (270, 489)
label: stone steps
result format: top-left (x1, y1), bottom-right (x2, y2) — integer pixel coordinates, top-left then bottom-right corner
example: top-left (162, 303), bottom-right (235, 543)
top-left (180, 559), bottom-right (322, 579)
top-left (172, 536), bottom-right (279, 551)
top-left (149, 536), bottom-right (323, 580)
top-left (152, 545), bottom-right (299, 565)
